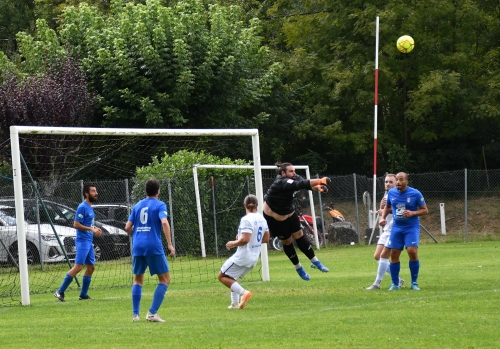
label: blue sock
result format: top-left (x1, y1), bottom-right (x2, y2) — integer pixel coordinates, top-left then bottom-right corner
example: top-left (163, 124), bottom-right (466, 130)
top-left (58, 273), bottom-right (74, 293)
top-left (409, 260), bottom-right (420, 283)
top-left (390, 262), bottom-right (400, 286)
top-left (80, 275), bottom-right (91, 297)
top-left (149, 283), bottom-right (168, 315)
top-left (132, 284), bottom-right (142, 316)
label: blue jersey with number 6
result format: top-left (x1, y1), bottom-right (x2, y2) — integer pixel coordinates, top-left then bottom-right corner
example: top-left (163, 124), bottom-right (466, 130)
top-left (128, 197), bottom-right (168, 256)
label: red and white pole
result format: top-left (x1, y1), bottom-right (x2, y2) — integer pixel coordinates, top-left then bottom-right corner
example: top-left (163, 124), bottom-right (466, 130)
top-left (373, 16), bottom-right (380, 224)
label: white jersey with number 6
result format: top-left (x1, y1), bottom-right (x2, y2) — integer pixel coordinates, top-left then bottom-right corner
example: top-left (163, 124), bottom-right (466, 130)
top-left (231, 212), bottom-right (269, 268)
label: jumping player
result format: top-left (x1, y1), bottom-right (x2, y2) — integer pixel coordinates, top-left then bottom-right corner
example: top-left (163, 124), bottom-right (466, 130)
top-left (263, 162), bottom-right (330, 281)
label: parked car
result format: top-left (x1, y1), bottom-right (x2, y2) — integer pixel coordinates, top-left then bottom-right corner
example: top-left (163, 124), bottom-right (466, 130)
top-left (91, 204), bottom-right (131, 230)
top-left (0, 205), bottom-right (76, 265)
top-left (0, 198), bottom-right (130, 260)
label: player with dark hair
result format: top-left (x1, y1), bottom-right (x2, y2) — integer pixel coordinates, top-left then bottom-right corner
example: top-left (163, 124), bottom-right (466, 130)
top-left (218, 194), bottom-right (270, 309)
top-left (125, 178), bottom-right (175, 322)
top-left (380, 172), bottom-right (428, 291)
top-left (263, 162), bottom-right (330, 281)
top-left (54, 184), bottom-right (102, 302)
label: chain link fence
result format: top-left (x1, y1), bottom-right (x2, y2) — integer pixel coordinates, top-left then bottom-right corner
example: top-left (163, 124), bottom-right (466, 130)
top-left (1, 169), bottom-right (499, 304)
top-left (1, 169), bottom-right (499, 259)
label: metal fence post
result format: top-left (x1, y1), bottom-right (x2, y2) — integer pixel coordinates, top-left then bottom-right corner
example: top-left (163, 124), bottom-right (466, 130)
top-left (353, 173), bottom-right (360, 243)
top-left (211, 177), bottom-right (219, 257)
top-left (464, 168), bottom-right (468, 243)
top-left (80, 180), bottom-right (84, 201)
top-left (125, 178), bottom-right (132, 256)
top-left (316, 174), bottom-right (327, 247)
top-left (167, 178), bottom-right (176, 256)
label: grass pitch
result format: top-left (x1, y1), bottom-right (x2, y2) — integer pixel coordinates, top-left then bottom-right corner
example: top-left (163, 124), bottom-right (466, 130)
top-left (1, 241), bottom-right (499, 349)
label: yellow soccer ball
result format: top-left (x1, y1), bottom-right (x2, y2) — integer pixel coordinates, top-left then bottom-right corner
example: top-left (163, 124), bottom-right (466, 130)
top-left (397, 35), bottom-right (415, 53)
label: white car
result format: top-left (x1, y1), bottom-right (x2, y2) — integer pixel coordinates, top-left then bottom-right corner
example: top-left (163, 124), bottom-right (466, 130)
top-left (0, 207), bottom-right (76, 265)
top-left (0, 198), bottom-right (130, 260)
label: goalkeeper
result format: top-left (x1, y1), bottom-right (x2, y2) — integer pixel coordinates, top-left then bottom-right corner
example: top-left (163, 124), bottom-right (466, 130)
top-left (263, 162), bottom-right (330, 280)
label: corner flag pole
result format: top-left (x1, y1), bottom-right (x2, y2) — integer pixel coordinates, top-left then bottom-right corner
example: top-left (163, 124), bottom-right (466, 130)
top-left (373, 16), bottom-right (380, 225)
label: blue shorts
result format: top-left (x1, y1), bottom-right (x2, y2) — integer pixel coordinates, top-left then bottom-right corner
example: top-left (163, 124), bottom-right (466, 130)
top-left (75, 240), bottom-right (95, 265)
top-left (387, 227), bottom-right (420, 250)
top-left (132, 255), bottom-right (170, 276)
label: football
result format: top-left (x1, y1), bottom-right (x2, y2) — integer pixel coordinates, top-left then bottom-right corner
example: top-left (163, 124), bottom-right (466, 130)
top-left (397, 35), bottom-right (415, 53)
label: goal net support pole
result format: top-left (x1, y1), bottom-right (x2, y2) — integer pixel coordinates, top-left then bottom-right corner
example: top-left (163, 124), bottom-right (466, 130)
top-left (10, 126), bottom-right (262, 306)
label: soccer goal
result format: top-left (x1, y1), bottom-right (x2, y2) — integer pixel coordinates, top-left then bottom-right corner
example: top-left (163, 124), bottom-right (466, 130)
top-left (6, 126), bottom-right (264, 306)
top-left (192, 164), bottom-right (320, 257)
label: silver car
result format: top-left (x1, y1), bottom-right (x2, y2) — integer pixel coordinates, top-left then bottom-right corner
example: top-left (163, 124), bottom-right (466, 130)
top-left (0, 198), bottom-right (130, 260)
top-left (0, 207), bottom-right (76, 265)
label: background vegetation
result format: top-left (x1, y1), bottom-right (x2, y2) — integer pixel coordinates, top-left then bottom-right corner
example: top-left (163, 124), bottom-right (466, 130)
top-left (1, 0), bottom-right (500, 175)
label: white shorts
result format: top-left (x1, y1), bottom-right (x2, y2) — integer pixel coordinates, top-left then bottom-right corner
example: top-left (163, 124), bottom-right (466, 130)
top-left (220, 257), bottom-right (253, 280)
top-left (377, 229), bottom-right (391, 247)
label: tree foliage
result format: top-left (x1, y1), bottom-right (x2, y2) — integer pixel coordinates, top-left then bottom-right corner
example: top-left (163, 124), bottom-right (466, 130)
top-left (132, 149), bottom-right (252, 201)
top-left (33, 0), bottom-right (114, 29)
top-left (3, 0), bottom-right (500, 175)
top-left (0, 0), bottom-right (36, 51)
top-left (0, 55), bottom-right (96, 180)
top-left (54, 0), bottom-right (281, 128)
top-left (265, 0), bottom-right (500, 174)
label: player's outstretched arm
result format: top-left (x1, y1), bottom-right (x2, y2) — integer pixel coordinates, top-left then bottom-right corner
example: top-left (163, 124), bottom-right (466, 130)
top-left (310, 177), bottom-right (331, 193)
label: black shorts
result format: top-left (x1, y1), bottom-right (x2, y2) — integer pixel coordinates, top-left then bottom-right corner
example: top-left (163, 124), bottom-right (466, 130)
top-left (263, 212), bottom-right (301, 240)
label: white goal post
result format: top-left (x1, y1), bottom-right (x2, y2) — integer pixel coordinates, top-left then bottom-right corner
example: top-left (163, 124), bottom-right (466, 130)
top-left (10, 126), bottom-right (263, 306)
top-left (192, 164), bottom-right (320, 282)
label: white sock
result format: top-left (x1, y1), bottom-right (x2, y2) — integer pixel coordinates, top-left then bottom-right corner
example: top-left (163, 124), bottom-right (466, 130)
top-left (310, 257), bottom-right (318, 263)
top-left (230, 292), bottom-right (239, 305)
top-left (230, 282), bottom-right (245, 296)
top-left (374, 258), bottom-right (390, 286)
top-left (294, 263), bottom-right (303, 270)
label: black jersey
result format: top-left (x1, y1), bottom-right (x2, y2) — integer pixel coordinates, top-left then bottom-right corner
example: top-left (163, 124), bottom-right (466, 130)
top-left (264, 175), bottom-right (311, 215)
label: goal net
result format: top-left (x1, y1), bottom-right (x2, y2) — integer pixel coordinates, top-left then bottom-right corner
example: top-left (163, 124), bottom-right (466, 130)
top-left (1, 126), bottom-right (265, 306)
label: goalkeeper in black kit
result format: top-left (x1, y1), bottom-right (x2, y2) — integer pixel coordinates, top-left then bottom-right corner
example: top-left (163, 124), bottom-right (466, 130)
top-left (263, 162), bottom-right (331, 280)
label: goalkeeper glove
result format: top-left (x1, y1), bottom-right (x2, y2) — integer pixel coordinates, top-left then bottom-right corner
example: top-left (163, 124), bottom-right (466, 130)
top-left (318, 177), bottom-right (331, 185)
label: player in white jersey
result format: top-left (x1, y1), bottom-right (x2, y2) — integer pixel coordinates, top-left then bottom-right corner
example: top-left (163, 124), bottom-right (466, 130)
top-left (218, 194), bottom-right (270, 309)
top-left (366, 174), bottom-right (403, 290)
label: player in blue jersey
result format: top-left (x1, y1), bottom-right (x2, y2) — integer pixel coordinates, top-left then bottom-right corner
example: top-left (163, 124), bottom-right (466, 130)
top-left (125, 179), bottom-right (175, 322)
top-left (54, 184), bottom-right (102, 302)
top-left (379, 172), bottom-right (428, 291)
top-left (366, 174), bottom-right (404, 290)
top-left (219, 194), bottom-right (270, 309)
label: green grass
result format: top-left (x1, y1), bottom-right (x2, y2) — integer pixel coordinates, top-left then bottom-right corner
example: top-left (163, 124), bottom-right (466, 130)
top-left (1, 241), bottom-right (499, 349)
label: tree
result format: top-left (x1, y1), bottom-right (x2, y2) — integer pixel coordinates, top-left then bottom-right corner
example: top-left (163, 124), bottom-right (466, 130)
top-left (55, 0), bottom-right (281, 129)
top-left (33, 0), bottom-right (114, 30)
top-left (265, 0), bottom-right (500, 174)
top-left (0, 56), bottom-right (96, 183)
top-left (0, 1), bottom-right (36, 38)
